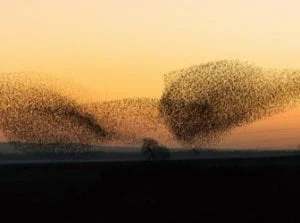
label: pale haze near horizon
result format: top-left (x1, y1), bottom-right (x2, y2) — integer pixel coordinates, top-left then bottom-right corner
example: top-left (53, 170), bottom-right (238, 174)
top-left (1, 0), bottom-right (300, 148)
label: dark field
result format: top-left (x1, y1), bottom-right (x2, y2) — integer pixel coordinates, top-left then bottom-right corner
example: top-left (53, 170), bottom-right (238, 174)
top-left (1, 156), bottom-right (300, 222)
top-left (2, 142), bottom-right (300, 163)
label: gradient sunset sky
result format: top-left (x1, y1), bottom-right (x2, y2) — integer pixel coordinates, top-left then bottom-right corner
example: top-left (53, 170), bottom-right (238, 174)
top-left (1, 0), bottom-right (300, 148)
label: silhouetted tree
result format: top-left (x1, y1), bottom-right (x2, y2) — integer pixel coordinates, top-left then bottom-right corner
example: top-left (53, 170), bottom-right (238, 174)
top-left (141, 138), bottom-right (170, 161)
top-left (192, 148), bottom-right (200, 156)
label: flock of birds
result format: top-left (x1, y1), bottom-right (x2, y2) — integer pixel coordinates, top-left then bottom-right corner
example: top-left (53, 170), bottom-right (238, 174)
top-left (1, 60), bottom-right (300, 152)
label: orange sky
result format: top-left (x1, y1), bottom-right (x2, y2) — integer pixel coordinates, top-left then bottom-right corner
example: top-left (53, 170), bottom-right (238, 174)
top-left (218, 107), bottom-right (300, 149)
top-left (1, 0), bottom-right (300, 148)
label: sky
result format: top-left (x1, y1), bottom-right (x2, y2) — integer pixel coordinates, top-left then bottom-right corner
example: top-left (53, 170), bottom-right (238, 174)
top-left (1, 0), bottom-right (300, 148)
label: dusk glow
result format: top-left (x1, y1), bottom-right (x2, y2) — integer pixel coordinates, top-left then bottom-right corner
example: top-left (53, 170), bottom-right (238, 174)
top-left (1, 0), bottom-right (300, 149)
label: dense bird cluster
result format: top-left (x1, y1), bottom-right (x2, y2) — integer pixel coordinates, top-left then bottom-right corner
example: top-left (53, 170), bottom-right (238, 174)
top-left (159, 60), bottom-right (300, 145)
top-left (1, 60), bottom-right (300, 152)
top-left (86, 98), bottom-right (177, 146)
top-left (0, 73), bottom-right (109, 152)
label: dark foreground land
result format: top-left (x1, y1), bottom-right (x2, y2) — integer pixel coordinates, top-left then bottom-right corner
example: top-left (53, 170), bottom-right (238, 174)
top-left (1, 156), bottom-right (300, 222)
